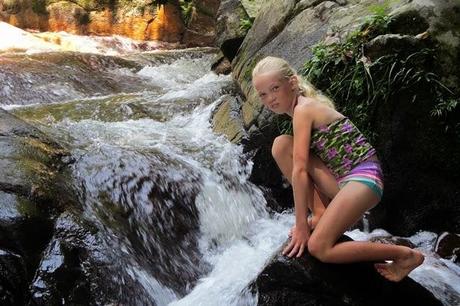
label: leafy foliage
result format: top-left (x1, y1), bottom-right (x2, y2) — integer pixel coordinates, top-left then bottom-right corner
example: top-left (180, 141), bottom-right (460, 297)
top-left (239, 16), bottom-right (255, 33)
top-left (179, 0), bottom-right (194, 25)
top-left (32, 0), bottom-right (48, 15)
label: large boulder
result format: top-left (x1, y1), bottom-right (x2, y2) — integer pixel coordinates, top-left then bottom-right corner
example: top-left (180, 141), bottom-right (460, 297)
top-left (0, 51), bottom-right (149, 106)
top-left (0, 108), bottom-right (74, 302)
top-left (240, 0), bottom-right (264, 19)
top-left (212, 0), bottom-right (460, 235)
top-left (0, 249), bottom-right (27, 306)
top-left (29, 212), bottom-right (147, 305)
top-left (254, 237), bottom-right (442, 306)
top-left (215, 0), bottom-right (250, 62)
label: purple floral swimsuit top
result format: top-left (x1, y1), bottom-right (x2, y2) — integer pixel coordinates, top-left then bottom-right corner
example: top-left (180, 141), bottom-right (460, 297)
top-left (309, 117), bottom-right (376, 178)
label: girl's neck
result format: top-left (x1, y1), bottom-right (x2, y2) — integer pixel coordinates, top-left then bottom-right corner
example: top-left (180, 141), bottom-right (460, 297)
top-left (288, 94), bottom-right (301, 117)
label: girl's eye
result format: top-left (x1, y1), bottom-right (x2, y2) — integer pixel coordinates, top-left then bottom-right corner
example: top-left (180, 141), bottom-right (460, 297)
top-left (272, 86), bottom-right (279, 91)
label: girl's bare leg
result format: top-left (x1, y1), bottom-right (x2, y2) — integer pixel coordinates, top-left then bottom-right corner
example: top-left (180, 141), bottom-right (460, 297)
top-left (271, 135), bottom-right (338, 227)
top-left (307, 181), bottom-right (424, 282)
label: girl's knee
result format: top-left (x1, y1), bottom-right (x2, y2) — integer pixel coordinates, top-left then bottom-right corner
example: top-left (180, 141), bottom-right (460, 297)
top-left (271, 135), bottom-right (292, 160)
top-left (307, 235), bottom-right (331, 262)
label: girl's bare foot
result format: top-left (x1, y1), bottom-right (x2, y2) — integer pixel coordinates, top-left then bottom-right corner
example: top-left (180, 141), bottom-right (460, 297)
top-left (374, 249), bottom-right (425, 282)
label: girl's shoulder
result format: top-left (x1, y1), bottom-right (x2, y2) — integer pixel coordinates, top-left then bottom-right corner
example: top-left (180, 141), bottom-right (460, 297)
top-left (294, 96), bottom-right (329, 118)
top-left (294, 96), bottom-right (344, 128)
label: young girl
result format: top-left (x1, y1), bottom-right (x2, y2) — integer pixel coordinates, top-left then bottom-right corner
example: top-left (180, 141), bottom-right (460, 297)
top-left (252, 56), bottom-right (424, 282)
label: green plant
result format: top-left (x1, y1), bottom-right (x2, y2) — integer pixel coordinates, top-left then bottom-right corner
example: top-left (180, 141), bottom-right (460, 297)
top-left (276, 114), bottom-right (293, 135)
top-left (31, 0), bottom-right (48, 15)
top-left (239, 16), bottom-right (255, 32)
top-left (179, 0), bottom-right (194, 25)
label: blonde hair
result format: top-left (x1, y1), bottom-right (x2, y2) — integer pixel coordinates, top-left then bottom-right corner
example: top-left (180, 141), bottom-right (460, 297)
top-left (252, 56), bottom-right (335, 109)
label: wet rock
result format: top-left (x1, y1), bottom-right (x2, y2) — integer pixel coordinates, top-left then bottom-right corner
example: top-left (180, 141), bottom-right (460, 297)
top-left (29, 212), bottom-right (121, 305)
top-left (211, 54), bottom-right (232, 75)
top-left (0, 191), bottom-right (53, 283)
top-left (0, 52), bottom-right (151, 106)
top-left (0, 249), bottom-right (27, 306)
top-left (435, 232), bottom-right (460, 263)
top-left (0, 108), bottom-right (70, 207)
top-left (0, 109), bottom-right (77, 302)
top-left (72, 145), bottom-right (206, 297)
top-left (211, 94), bottom-right (247, 143)
top-left (254, 236), bottom-right (443, 306)
top-left (29, 212), bottom-right (164, 305)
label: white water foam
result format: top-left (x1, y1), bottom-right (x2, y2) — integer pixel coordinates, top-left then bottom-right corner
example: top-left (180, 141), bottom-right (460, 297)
top-left (170, 214), bottom-right (293, 306)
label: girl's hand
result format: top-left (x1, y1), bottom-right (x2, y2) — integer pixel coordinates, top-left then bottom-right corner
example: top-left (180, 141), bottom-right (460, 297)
top-left (288, 218), bottom-right (313, 237)
top-left (283, 223), bottom-right (310, 258)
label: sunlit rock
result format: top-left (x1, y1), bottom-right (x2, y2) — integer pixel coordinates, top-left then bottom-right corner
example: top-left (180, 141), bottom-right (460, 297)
top-left (0, 0), bottom-right (185, 42)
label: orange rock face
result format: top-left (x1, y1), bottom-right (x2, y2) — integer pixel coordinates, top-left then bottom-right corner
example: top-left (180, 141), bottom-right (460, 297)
top-left (0, 1), bottom-right (185, 42)
top-left (6, 7), bottom-right (49, 31)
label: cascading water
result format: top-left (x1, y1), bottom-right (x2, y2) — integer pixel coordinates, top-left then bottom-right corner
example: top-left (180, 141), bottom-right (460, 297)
top-left (1, 28), bottom-right (459, 306)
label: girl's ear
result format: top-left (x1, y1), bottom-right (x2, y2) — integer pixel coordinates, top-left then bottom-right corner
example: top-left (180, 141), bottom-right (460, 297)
top-left (289, 75), bottom-right (299, 91)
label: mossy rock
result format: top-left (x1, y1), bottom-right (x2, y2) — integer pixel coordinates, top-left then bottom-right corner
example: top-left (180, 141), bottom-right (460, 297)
top-left (11, 93), bottom-right (152, 124)
top-left (211, 95), bottom-right (246, 143)
top-left (0, 108), bottom-right (73, 210)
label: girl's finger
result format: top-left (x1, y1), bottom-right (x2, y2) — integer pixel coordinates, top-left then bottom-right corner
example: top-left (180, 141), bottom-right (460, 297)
top-left (282, 240), bottom-right (294, 255)
top-left (288, 243), bottom-right (300, 258)
top-left (296, 244), bottom-right (305, 257)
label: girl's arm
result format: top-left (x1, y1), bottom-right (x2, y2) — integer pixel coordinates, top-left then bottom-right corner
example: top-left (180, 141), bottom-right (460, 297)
top-left (282, 104), bottom-right (314, 258)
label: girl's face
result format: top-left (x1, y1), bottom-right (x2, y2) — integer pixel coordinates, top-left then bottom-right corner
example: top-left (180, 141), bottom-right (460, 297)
top-left (253, 72), bottom-right (297, 115)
